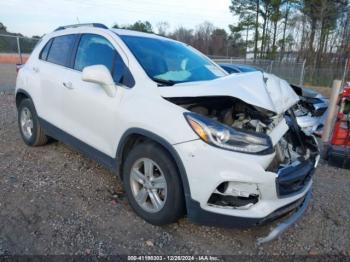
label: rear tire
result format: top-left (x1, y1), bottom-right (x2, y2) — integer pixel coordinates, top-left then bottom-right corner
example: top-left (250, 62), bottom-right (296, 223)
top-left (18, 98), bottom-right (48, 146)
top-left (123, 142), bottom-right (185, 225)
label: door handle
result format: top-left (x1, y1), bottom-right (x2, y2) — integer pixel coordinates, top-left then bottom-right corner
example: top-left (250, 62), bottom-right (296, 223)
top-left (32, 66), bottom-right (39, 73)
top-left (62, 81), bottom-right (73, 90)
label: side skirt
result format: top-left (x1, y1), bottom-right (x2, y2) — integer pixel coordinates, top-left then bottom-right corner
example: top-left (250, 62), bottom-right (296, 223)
top-left (39, 118), bottom-right (117, 172)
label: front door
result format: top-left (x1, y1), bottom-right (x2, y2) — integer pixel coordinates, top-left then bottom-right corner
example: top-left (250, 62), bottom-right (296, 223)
top-left (61, 33), bottom-right (128, 157)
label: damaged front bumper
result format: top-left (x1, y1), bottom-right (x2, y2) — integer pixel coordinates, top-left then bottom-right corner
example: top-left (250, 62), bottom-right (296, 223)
top-left (175, 134), bottom-right (318, 243)
top-left (257, 190), bottom-right (312, 244)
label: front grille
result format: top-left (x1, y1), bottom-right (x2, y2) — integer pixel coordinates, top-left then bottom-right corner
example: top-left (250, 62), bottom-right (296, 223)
top-left (276, 160), bottom-right (314, 197)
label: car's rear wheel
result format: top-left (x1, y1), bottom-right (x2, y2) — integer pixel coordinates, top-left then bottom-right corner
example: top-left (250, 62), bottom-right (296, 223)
top-left (18, 98), bottom-right (48, 146)
top-left (123, 142), bottom-right (185, 225)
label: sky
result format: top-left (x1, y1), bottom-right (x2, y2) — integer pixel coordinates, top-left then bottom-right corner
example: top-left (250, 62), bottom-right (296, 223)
top-left (0, 0), bottom-right (236, 37)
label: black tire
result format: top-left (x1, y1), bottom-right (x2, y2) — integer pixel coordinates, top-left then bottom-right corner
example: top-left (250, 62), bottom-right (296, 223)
top-left (18, 98), bottom-right (48, 146)
top-left (123, 142), bottom-right (185, 225)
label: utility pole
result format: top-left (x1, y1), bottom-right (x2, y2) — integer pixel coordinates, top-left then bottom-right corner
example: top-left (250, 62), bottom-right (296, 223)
top-left (16, 36), bottom-right (23, 64)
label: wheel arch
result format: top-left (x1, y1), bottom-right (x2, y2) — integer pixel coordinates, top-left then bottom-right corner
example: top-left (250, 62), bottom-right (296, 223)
top-left (116, 128), bottom-right (192, 211)
top-left (15, 89), bottom-right (33, 108)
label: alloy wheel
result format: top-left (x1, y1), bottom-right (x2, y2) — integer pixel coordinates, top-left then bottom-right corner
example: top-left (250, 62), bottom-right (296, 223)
top-left (130, 158), bottom-right (167, 213)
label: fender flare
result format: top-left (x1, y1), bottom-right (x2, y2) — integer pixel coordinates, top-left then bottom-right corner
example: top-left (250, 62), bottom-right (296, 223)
top-left (15, 88), bottom-right (33, 108)
top-left (116, 128), bottom-right (192, 209)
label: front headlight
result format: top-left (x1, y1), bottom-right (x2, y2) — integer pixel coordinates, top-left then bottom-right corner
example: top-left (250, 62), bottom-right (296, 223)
top-left (184, 112), bottom-right (273, 154)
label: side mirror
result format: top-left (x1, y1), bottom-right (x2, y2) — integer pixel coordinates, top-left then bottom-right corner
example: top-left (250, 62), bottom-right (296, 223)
top-left (82, 65), bottom-right (116, 97)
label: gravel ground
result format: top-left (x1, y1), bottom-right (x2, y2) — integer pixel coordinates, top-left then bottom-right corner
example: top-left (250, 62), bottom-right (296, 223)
top-left (0, 89), bottom-right (349, 256)
top-left (0, 64), bottom-right (16, 92)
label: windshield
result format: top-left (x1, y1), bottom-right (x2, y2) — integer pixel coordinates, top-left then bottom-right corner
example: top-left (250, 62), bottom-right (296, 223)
top-left (120, 35), bottom-right (226, 85)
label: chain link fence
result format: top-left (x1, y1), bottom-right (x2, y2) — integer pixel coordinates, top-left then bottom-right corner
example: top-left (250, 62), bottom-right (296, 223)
top-left (212, 57), bottom-right (349, 88)
top-left (0, 34), bottom-right (39, 92)
top-left (303, 61), bottom-right (349, 87)
top-left (0, 34), bottom-right (40, 63)
top-left (213, 58), bottom-right (306, 85)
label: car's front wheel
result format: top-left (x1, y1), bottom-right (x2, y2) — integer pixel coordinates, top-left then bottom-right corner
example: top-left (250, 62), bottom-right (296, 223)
top-left (123, 142), bottom-right (185, 225)
top-left (18, 98), bottom-right (48, 146)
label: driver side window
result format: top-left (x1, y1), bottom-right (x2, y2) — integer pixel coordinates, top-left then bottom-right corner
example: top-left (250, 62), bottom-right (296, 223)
top-left (74, 34), bottom-right (134, 86)
top-left (74, 34), bottom-right (115, 72)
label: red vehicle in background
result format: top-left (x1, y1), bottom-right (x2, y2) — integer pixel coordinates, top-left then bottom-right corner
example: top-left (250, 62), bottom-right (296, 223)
top-left (327, 84), bottom-right (350, 169)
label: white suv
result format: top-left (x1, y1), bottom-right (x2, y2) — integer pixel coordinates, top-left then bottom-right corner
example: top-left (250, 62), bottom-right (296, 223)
top-left (15, 24), bottom-right (319, 242)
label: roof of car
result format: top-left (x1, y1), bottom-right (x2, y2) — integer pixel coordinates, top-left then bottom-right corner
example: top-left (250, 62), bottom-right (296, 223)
top-left (111, 28), bottom-right (169, 40)
top-left (50, 24), bottom-right (172, 42)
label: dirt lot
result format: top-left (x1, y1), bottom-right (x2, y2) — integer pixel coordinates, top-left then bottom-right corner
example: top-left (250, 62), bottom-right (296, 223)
top-left (0, 64), bottom-right (16, 92)
top-left (0, 76), bottom-right (349, 256)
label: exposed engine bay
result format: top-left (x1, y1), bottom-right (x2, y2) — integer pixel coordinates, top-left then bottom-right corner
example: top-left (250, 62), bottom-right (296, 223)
top-left (167, 96), bottom-right (319, 172)
top-left (169, 96), bottom-right (276, 133)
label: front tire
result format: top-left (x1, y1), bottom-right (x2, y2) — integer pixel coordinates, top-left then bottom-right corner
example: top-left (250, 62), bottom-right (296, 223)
top-left (123, 142), bottom-right (185, 225)
top-left (18, 98), bottom-right (48, 146)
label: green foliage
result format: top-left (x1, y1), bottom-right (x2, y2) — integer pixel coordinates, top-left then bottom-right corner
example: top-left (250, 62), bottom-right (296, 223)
top-left (112, 20), bottom-right (153, 33)
top-left (212, 29), bottom-right (227, 38)
top-left (229, 0), bottom-right (257, 32)
top-left (0, 22), bottom-right (7, 32)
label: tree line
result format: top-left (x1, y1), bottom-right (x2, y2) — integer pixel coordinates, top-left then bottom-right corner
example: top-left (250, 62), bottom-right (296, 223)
top-left (1, 0), bottom-right (349, 67)
top-left (112, 21), bottom-right (238, 57)
top-left (113, 0), bottom-right (350, 68)
top-left (229, 0), bottom-right (350, 65)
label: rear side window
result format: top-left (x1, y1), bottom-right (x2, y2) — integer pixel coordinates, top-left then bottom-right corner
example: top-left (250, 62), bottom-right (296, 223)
top-left (74, 34), bottom-right (115, 71)
top-left (46, 35), bottom-right (76, 66)
top-left (39, 39), bottom-right (52, 60)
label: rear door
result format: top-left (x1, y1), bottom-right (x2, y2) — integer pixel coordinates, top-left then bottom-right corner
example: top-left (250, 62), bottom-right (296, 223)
top-left (37, 34), bottom-right (78, 129)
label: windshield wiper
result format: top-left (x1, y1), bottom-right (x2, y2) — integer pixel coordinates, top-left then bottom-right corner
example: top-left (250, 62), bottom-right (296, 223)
top-left (152, 77), bottom-right (176, 86)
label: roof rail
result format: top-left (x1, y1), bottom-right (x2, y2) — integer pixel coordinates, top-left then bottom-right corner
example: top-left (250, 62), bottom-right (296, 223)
top-left (54, 23), bottom-right (108, 32)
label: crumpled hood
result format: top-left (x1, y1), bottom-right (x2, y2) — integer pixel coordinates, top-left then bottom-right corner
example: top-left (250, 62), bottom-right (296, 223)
top-left (160, 72), bottom-right (299, 114)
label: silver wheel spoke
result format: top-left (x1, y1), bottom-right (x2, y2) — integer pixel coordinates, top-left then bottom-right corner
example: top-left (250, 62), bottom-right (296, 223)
top-left (150, 176), bottom-right (166, 189)
top-left (135, 188), bottom-right (148, 205)
top-left (149, 191), bottom-right (163, 210)
top-left (130, 158), bottom-right (167, 213)
top-left (20, 107), bottom-right (33, 139)
top-left (27, 120), bottom-right (34, 129)
top-left (144, 159), bottom-right (153, 177)
top-left (131, 168), bottom-right (145, 184)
